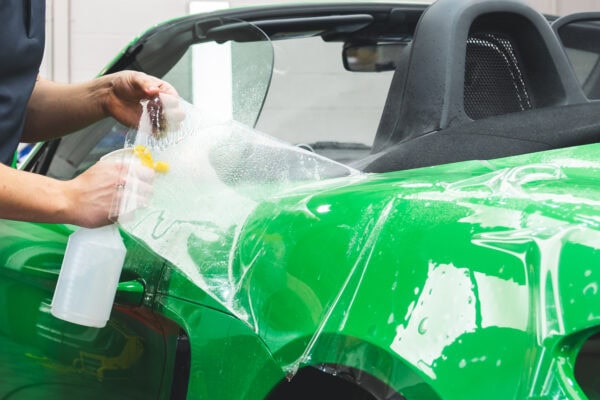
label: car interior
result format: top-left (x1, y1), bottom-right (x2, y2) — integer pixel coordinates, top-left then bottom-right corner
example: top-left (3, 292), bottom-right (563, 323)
top-left (359, 0), bottom-right (600, 172)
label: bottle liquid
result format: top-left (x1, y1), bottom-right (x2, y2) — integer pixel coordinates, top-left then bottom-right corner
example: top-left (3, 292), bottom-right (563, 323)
top-left (51, 224), bottom-right (127, 328)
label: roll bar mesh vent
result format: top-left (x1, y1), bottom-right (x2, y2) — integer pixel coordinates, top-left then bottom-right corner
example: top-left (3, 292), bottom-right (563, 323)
top-left (464, 33), bottom-right (533, 120)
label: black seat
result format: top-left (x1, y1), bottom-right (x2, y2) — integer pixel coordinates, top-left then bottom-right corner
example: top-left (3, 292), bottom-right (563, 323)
top-left (360, 0), bottom-right (597, 173)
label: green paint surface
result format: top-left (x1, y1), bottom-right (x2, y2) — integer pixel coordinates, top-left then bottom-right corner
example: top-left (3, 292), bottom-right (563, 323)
top-left (1, 143), bottom-right (599, 399)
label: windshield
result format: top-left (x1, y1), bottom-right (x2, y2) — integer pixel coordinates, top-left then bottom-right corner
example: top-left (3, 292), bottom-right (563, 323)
top-left (42, 11), bottom-right (397, 180)
top-left (159, 23), bottom-right (394, 166)
top-left (43, 18), bottom-right (276, 179)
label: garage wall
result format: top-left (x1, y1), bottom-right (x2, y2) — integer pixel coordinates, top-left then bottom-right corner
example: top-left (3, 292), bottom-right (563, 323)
top-left (527, 0), bottom-right (600, 15)
top-left (41, 0), bottom-right (188, 82)
top-left (41, 0), bottom-right (599, 83)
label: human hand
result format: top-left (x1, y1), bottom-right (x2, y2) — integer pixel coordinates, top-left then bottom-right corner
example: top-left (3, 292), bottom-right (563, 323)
top-left (63, 159), bottom-right (154, 228)
top-left (100, 71), bottom-right (182, 131)
top-left (140, 92), bottom-right (184, 140)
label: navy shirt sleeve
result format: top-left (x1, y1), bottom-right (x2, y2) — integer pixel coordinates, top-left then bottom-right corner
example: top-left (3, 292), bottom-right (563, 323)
top-left (0, 0), bottom-right (45, 165)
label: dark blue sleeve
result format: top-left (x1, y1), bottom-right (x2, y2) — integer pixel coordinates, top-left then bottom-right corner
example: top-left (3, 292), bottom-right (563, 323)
top-left (0, 0), bottom-right (45, 165)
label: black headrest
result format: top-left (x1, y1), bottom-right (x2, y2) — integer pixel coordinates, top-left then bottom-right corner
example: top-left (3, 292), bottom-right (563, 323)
top-left (372, 0), bottom-right (587, 153)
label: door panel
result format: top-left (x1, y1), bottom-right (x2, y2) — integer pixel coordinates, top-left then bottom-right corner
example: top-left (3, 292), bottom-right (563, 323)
top-left (0, 220), bottom-right (178, 399)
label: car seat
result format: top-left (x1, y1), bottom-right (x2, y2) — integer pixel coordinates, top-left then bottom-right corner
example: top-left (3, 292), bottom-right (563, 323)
top-left (361, 0), bottom-right (600, 173)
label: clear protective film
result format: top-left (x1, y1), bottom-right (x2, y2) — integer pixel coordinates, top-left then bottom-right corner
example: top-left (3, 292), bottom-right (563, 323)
top-left (107, 21), bottom-right (600, 399)
top-left (112, 103), bottom-right (600, 397)
top-left (113, 96), bottom-right (359, 311)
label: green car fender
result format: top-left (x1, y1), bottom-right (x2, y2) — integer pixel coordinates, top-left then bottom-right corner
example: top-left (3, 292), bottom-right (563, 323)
top-left (153, 142), bottom-right (600, 399)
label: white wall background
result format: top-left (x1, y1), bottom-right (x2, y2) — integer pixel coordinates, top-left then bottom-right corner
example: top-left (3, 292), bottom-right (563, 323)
top-left (41, 0), bottom-right (189, 82)
top-left (41, 0), bottom-right (600, 83)
top-left (528, 0), bottom-right (600, 14)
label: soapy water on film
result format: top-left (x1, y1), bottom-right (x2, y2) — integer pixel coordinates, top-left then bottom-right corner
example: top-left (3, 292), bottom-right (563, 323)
top-left (114, 97), bottom-right (359, 324)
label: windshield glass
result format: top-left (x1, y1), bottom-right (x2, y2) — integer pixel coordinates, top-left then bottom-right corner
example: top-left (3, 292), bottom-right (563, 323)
top-left (160, 26), bottom-right (395, 166)
top-left (43, 12), bottom-right (397, 180)
top-left (252, 36), bottom-right (394, 164)
top-left (170, 21), bottom-right (275, 128)
top-left (44, 18), bottom-right (276, 179)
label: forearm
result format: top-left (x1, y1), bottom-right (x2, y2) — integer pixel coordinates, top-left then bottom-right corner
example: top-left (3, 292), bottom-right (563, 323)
top-left (0, 163), bottom-right (72, 224)
top-left (22, 72), bottom-right (177, 143)
top-left (22, 77), bottom-right (110, 142)
top-left (0, 159), bottom-right (127, 227)
top-left (3, 71), bottom-right (175, 228)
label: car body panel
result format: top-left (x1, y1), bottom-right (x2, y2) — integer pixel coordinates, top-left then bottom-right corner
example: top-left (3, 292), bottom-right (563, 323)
top-left (1, 1), bottom-right (599, 399)
top-left (0, 221), bottom-right (179, 399)
top-left (130, 139), bottom-right (598, 399)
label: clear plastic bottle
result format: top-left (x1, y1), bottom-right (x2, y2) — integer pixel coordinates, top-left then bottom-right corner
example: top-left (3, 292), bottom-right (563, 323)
top-left (51, 224), bottom-right (127, 328)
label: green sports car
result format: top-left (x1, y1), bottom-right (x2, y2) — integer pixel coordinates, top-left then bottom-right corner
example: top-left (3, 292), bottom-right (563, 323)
top-left (1, 0), bottom-right (599, 398)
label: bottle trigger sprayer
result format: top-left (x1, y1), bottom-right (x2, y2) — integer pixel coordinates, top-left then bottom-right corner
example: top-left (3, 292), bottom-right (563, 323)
top-left (51, 144), bottom-right (169, 328)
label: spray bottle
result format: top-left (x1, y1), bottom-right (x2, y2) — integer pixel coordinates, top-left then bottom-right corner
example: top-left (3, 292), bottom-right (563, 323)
top-left (50, 224), bottom-right (127, 328)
